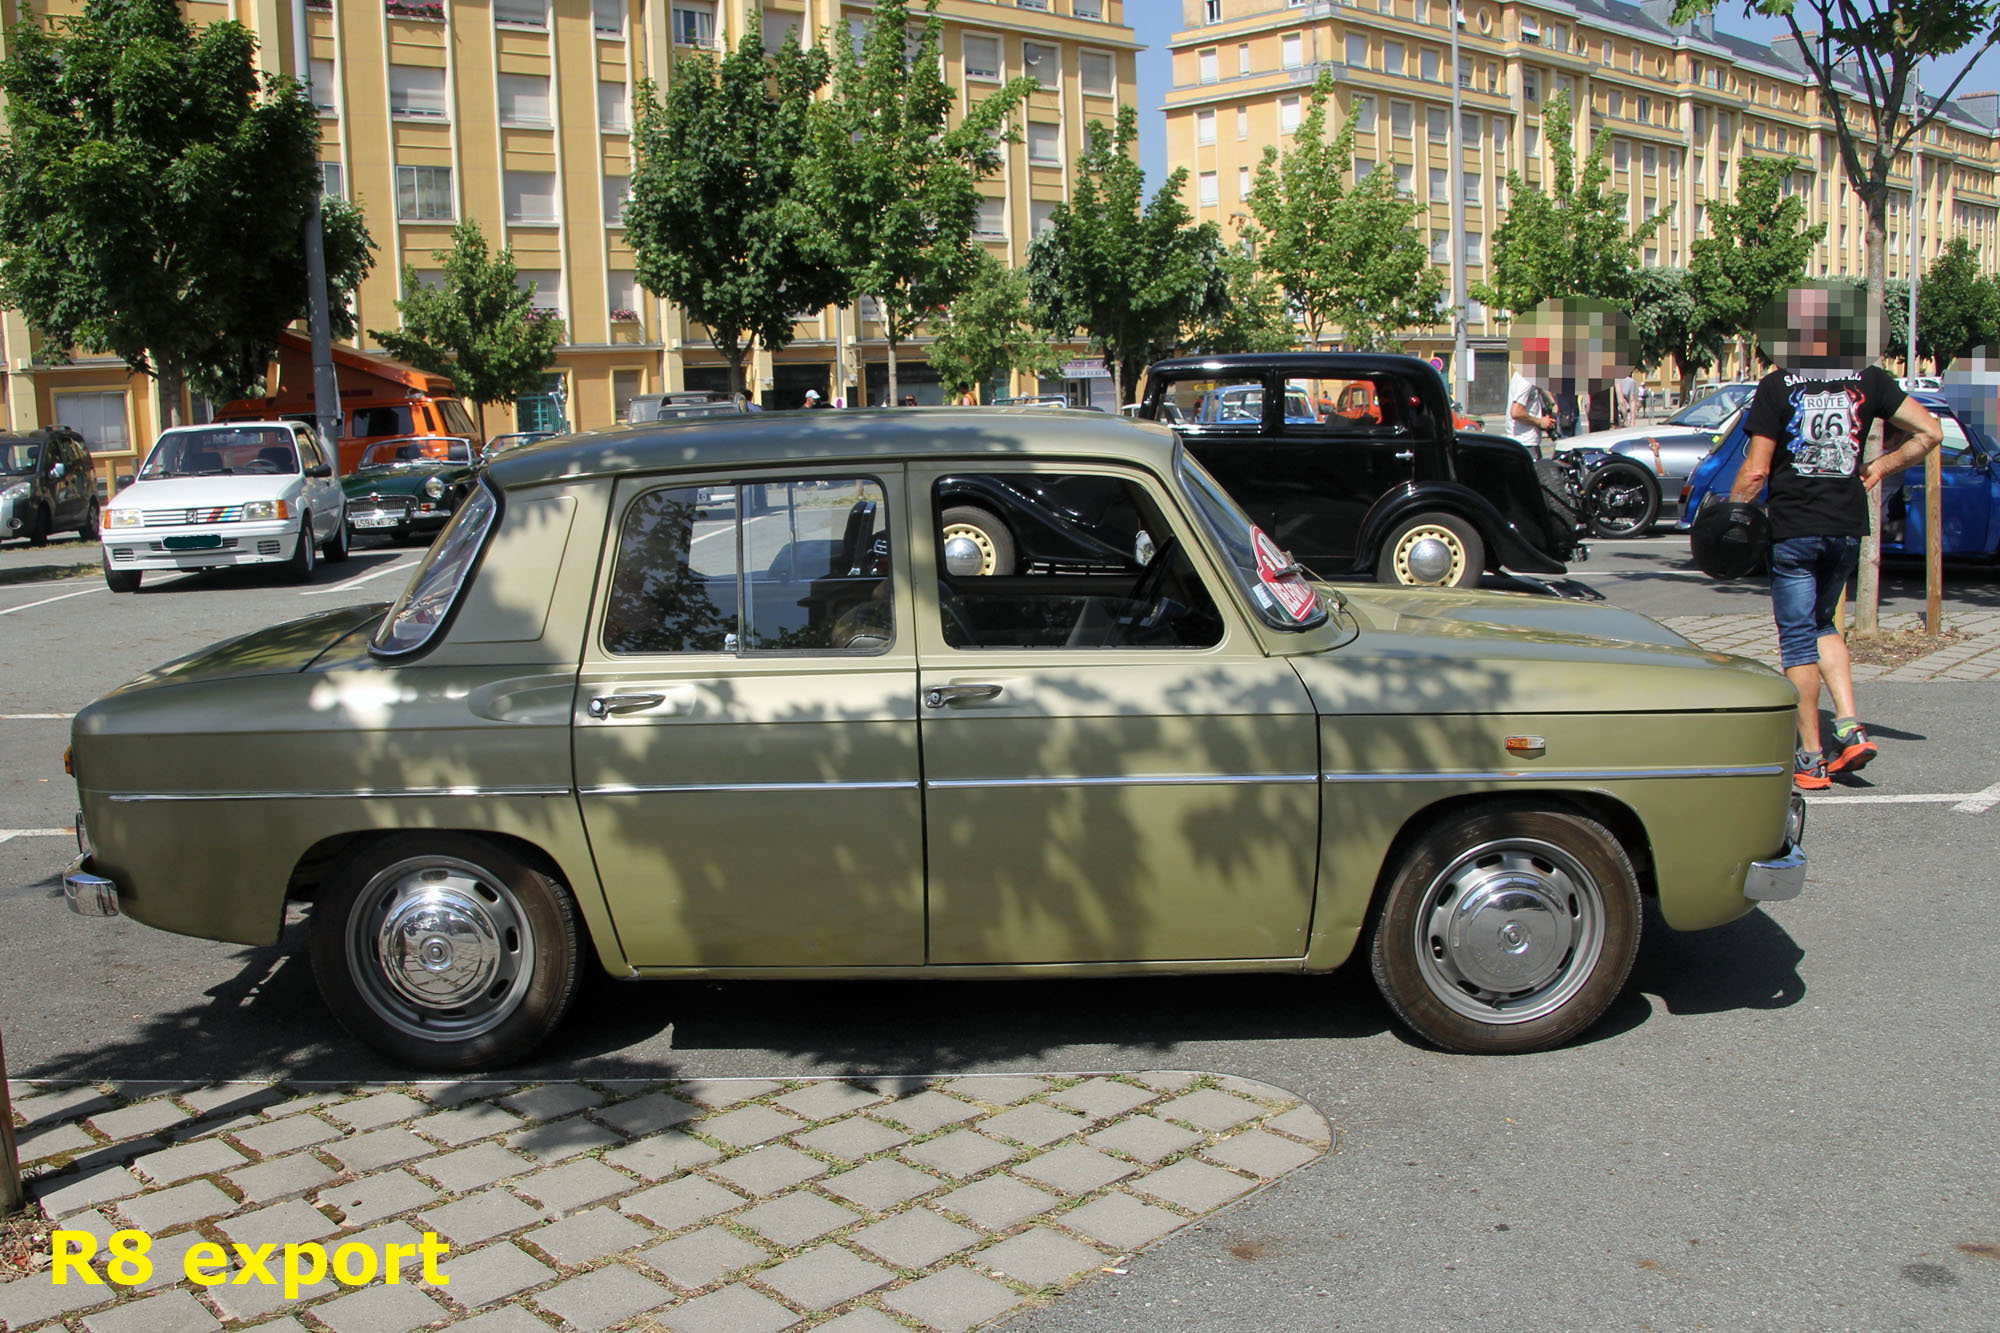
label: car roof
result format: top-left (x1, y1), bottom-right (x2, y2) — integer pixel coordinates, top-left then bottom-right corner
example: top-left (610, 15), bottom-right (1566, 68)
top-left (1147, 351), bottom-right (1436, 378)
top-left (482, 407), bottom-right (1181, 491)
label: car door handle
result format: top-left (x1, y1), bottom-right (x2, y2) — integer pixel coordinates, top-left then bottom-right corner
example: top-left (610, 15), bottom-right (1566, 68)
top-left (924, 684), bottom-right (1003, 709)
top-left (1394, 450), bottom-right (1416, 462)
top-left (587, 692), bottom-right (666, 719)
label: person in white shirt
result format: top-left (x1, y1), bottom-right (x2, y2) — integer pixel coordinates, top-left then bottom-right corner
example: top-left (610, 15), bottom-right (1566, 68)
top-left (1508, 370), bottom-right (1556, 452)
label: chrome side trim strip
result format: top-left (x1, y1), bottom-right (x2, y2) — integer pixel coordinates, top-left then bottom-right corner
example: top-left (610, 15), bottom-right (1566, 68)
top-left (106, 785), bottom-right (571, 803)
top-left (581, 780), bottom-right (921, 796)
top-left (1319, 764), bottom-right (1788, 784)
top-left (924, 773), bottom-right (1319, 790)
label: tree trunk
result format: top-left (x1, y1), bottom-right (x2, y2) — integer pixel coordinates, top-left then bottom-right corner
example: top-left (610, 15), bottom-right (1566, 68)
top-left (1108, 356), bottom-right (1123, 412)
top-left (156, 361), bottom-right (186, 433)
top-left (726, 348), bottom-right (746, 402)
top-left (474, 400), bottom-right (488, 442)
top-left (1855, 201), bottom-right (1889, 637)
top-left (886, 324), bottom-right (900, 407)
top-left (0, 1026), bottom-right (21, 1216)
top-left (1679, 364), bottom-right (1696, 406)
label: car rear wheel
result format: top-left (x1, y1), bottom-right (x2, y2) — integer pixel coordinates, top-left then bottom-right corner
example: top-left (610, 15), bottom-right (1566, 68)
top-left (1370, 804), bottom-right (1641, 1054)
top-left (288, 514), bottom-right (317, 581)
top-left (323, 511), bottom-right (350, 563)
top-left (311, 833), bottom-right (583, 1070)
top-left (102, 556), bottom-right (140, 593)
top-left (940, 505), bottom-right (1016, 577)
top-left (1583, 459), bottom-right (1661, 538)
top-left (77, 498), bottom-right (100, 542)
top-left (1377, 512), bottom-right (1483, 588)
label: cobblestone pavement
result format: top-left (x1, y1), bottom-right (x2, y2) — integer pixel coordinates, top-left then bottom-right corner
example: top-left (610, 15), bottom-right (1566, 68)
top-left (1664, 609), bottom-right (2000, 680)
top-left (1, 1075), bottom-right (1328, 1333)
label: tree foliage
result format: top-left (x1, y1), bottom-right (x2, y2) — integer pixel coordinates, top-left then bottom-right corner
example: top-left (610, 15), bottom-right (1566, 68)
top-left (1180, 242), bottom-right (1296, 356)
top-left (625, 24), bottom-right (844, 399)
top-left (1911, 237), bottom-right (2000, 371)
top-left (0, 0), bottom-right (373, 425)
top-left (1027, 105), bottom-right (1226, 403)
top-left (1473, 92), bottom-right (1661, 316)
top-left (1626, 268), bottom-right (1719, 400)
top-left (1244, 73), bottom-right (1442, 350)
top-left (926, 249), bottom-right (1060, 399)
top-left (1689, 154), bottom-right (1823, 351)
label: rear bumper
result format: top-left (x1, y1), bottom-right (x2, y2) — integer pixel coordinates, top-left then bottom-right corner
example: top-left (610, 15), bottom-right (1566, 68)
top-left (1742, 840), bottom-right (1807, 901)
top-left (64, 854), bottom-right (121, 917)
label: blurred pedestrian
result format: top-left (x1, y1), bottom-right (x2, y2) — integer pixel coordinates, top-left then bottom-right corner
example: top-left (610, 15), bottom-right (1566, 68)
top-left (1507, 366), bottom-right (1557, 454)
top-left (803, 389), bottom-right (827, 409)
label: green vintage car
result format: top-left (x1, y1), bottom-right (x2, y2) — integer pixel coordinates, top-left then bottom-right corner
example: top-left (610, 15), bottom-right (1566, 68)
top-left (63, 411), bottom-right (1806, 1069)
top-left (341, 435), bottom-right (479, 542)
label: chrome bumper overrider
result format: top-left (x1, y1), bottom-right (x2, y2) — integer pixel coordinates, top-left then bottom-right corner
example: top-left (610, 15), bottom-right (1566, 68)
top-left (1743, 840), bottom-right (1807, 901)
top-left (64, 855), bottom-right (121, 917)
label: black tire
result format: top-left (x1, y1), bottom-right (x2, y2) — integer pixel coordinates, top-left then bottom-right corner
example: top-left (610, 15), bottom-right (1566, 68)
top-left (1534, 458), bottom-right (1582, 547)
top-left (310, 832), bottom-right (583, 1070)
top-left (288, 513), bottom-right (317, 581)
top-left (1583, 459), bottom-right (1661, 538)
top-left (1375, 511), bottom-right (1484, 588)
top-left (25, 502), bottom-right (49, 547)
top-left (1370, 803), bottom-right (1642, 1055)
top-left (323, 509), bottom-right (351, 562)
top-left (77, 498), bottom-right (100, 542)
top-left (102, 556), bottom-right (140, 593)
top-left (940, 505), bottom-right (1017, 576)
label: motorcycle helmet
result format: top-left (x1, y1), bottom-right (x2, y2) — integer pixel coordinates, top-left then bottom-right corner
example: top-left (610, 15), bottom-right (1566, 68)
top-left (1690, 501), bottom-right (1772, 580)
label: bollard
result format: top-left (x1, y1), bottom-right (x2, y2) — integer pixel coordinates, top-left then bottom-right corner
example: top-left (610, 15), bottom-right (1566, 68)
top-left (0, 1027), bottom-right (21, 1216)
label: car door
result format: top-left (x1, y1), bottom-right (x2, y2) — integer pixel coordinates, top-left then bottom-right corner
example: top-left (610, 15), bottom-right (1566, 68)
top-left (911, 460), bottom-right (1320, 966)
top-left (1901, 417), bottom-right (1991, 555)
top-left (573, 469), bottom-right (925, 967)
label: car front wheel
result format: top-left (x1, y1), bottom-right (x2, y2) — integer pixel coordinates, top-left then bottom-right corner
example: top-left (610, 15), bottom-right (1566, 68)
top-left (103, 556), bottom-right (140, 593)
top-left (311, 833), bottom-right (583, 1070)
top-left (288, 514), bottom-right (317, 581)
top-left (1377, 512), bottom-right (1483, 587)
top-left (1370, 804), bottom-right (1641, 1054)
top-left (323, 512), bottom-right (351, 562)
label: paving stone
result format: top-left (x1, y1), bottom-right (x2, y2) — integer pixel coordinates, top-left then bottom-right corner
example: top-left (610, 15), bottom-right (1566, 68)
top-left (132, 1137), bottom-right (248, 1185)
top-left (758, 1243), bottom-right (896, 1309)
top-left (446, 1306), bottom-right (557, 1333)
top-left (872, 1090), bottom-right (981, 1134)
top-left (508, 1117), bottom-right (621, 1163)
top-left (1128, 1158), bottom-right (1254, 1212)
top-left (620, 1175), bottom-right (748, 1230)
top-left (978, 1227), bottom-right (1108, 1286)
top-left (849, 1209), bottom-right (980, 1268)
top-left (881, 1266), bottom-right (1022, 1332)
top-left (176, 1084), bottom-right (287, 1118)
top-left (133, 1229), bottom-right (216, 1292)
top-left (1085, 1115), bottom-right (1204, 1165)
top-left (699, 1104), bottom-right (808, 1149)
top-left (594, 1092), bottom-right (700, 1138)
top-left (710, 1144), bottom-right (828, 1196)
top-left (657, 1282), bottom-right (801, 1333)
top-left (11, 1086), bottom-right (117, 1126)
top-left (416, 1080), bottom-right (521, 1108)
top-left (931, 1175), bottom-right (1063, 1231)
top-left (204, 1264), bottom-right (337, 1322)
top-left (771, 1081), bottom-right (884, 1122)
top-left (902, 1129), bottom-right (1015, 1180)
top-left (603, 1130), bottom-right (721, 1180)
top-left (0, 1266), bottom-right (117, 1327)
top-left (88, 1099), bottom-right (191, 1142)
top-left (525, 1206), bottom-right (653, 1265)
top-left (812, 1310), bottom-right (910, 1333)
top-left (119, 1179), bottom-right (239, 1232)
top-left (321, 1091), bottom-right (427, 1132)
top-left (822, 1158), bottom-right (943, 1210)
top-left (106, 1081), bottom-right (206, 1101)
top-left (636, 1225), bottom-right (770, 1290)
top-left (226, 1152), bottom-right (336, 1204)
top-left (421, 1142), bottom-right (534, 1194)
top-left (50, 1206), bottom-right (120, 1250)
top-left (938, 1076), bottom-right (1051, 1106)
top-left (534, 1263), bottom-right (673, 1331)
top-left (16, 1121), bottom-right (95, 1161)
top-left (232, 1114), bottom-right (341, 1157)
top-left (412, 1101), bottom-right (528, 1147)
top-left (513, 1158), bottom-right (638, 1213)
top-left (214, 1198), bottom-right (336, 1247)
top-left (1047, 1077), bottom-right (1159, 1121)
top-left (736, 1192), bottom-right (861, 1248)
top-left (324, 1126), bottom-right (431, 1173)
top-left (1058, 1193), bottom-right (1186, 1250)
top-left (231, 1317), bottom-right (310, 1333)
top-left (1155, 1088), bottom-right (1264, 1132)
top-left (423, 1188), bottom-right (545, 1247)
top-left (677, 1079), bottom-right (783, 1109)
top-left (1213, 1075), bottom-right (1285, 1103)
top-left (865, 1076), bottom-right (932, 1099)
top-left (437, 1240), bottom-right (556, 1308)
top-left (33, 1165), bottom-right (145, 1217)
top-left (794, 1118), bottom-right (910, 1162)
top-left (82, 1287), bottom-right (220, 1333)
top-left (1129, 1071), bottom-right (1200, 1093)
top-left (1203, 1128), bottom-right (1324, 1178)
top-left (501, 1083), bottom-right (606, 1122)
top-left (312, 1283), bottom-right (448, 1333)
top-left (318, 1168), bottom-right (439, 1226)
top-left (1011, 1144), bottom-right (1135, 1196)
top-left (978, 1103), bottom-right (1088, 1148)
top-left (1264, 1104), bottom-right (1332, 1146)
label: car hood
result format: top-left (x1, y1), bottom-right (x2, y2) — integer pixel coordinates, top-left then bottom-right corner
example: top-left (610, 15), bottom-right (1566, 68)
top-left (343, 466), bottom-right (450, 494)
top-left (1293, 584), bottom-right (1795, 715)
top-left (1555, 423), bottom-right (1696, 451)
top-left (89, 604), bottom-right (390, 701)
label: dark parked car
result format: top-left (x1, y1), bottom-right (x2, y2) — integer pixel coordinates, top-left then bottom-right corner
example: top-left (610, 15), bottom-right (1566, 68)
top-left (1130, 353), bottom-right (1580, 588)
top-left (1, 427), bottom-right (97, 545)
top-left (342, 435), bottom-right (479, 544)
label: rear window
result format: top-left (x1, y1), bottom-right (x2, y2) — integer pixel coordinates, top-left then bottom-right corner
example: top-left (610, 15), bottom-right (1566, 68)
top-left (438, 399), bottom-right (478, 437)
top-left (371, 481), bottom-right (501, 657)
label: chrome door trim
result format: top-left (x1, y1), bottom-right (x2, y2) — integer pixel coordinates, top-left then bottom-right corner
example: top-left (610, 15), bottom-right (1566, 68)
top-left (1318, 763), bottom-right (1787, 783)
top-left (105, 785), bottom-right (572, 803)
top-left (924, 772), bottom-right (1319, 790)
top-left (580, 779), bottom-right (922, 796)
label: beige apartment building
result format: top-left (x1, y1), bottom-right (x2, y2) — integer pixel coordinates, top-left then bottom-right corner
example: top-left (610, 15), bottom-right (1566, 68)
top-left (1166, 0), bottom-right (2000, 412)
top-left (0, 0), bottom-right (1137, 491)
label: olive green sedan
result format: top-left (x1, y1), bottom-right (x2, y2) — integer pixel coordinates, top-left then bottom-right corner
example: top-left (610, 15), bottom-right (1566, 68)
top-left (63, 411), bottom-right (1806, 1069)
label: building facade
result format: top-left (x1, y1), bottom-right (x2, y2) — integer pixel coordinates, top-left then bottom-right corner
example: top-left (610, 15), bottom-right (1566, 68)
top-left (0, 0), bottom-right (1137, 492)
top-left (1165, 0), bottom-right (2000, 411)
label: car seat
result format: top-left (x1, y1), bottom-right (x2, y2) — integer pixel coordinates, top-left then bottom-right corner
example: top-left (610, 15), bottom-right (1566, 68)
top-left (257, 445), bottom-right (296, 472)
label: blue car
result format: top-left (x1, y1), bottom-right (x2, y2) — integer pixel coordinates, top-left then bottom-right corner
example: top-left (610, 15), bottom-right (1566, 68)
top-left (1678, 393), bottom-right (2000, 558)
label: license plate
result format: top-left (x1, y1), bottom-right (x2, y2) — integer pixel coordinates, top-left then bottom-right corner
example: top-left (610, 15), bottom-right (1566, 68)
top-left (163, 534), bottom-right (223, 550)
top-left (353, 514), bottom-right (400, 529)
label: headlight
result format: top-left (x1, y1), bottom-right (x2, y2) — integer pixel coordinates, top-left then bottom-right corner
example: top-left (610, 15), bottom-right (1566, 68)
top-left (240, 500), bottom-right (289, 521)
top-left (424, 476), bottom-right (445, 499)
top-left (1, 482), bottom-right (26, 502)
top-left (104, 508), bottom-right (143, 528)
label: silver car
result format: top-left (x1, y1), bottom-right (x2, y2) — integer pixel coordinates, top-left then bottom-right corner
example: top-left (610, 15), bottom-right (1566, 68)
top-left (1557, 385), bottom-right (1755, 525)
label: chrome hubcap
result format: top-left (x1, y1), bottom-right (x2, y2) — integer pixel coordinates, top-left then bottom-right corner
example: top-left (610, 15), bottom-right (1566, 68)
top-left (1394, 525), bottom-right (1465, 585)
top-left (348, 856), bottom-right (533, 1040)
top-left (1415, 838), bottom-right (1605, 1023)
top-left (941, 525), bottom-right (997, 576)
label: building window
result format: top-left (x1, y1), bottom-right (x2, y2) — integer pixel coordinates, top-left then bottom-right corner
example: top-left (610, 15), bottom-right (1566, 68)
top-left (1430, 229), bottom-right (1448, 263)
top-left (1355, 157), bottom-right (1375, 181)
top-left (388, 64), bottom-right (447, 119)
top-left (55, 391), bottom-right (129, 454)
top-left (320, 161), bottom-right (345, 200)
top-left (1463, 172), bottom-right (1481, 205)
top-left (1608, 89), bottom-right (1623, 118)
top-left (608, 271), bottom-right (640, 321)
top-left (1031, 200), bottom-right (1057, 235)
top-left (1023, 42), bottom-right (1058, 86)
top-left (1522, 68), bottom-right (1538, 102)
top-left (1281, 96), bottom-right (1302, 133)
top-left (964, 34), bottom-right (1000, 80)
top-left (1284, 33), bottom-right (1304, 69)
top-left (1198, 48), bottom-right (1218, 83)
top-left (1197, 109), bottom-right (1216, 145)
top-left (1346, 34), bottom-right (1366, 68)
top-left (1525, 123), bottom-right (1539, 158)
top-left (308, 58), bottom-right (337, 114)
top-left (1074, 0), bottom-right (1103, 17)
top-left (1421, 48), bottom-right (1439, 81)
top-left (1391, 101), bottom-right (1413, 137)
top-left (613, 369), bottom-right (643, 422)
top-left (493, 0), bottom-right (547, 27)
top-left (1642, 143), bottom-right (1656, 174)
top-left (1614, 139), bottom-right (1630, 170)
top-left (671, 4), bottom-right (714, 48)
top-left (498, 74), bottom-right (552, 126)
top-left (1636, 95), bottom-right (1652, 124)
top-left (975, 196), bottom-right (1005, 238)
top-left (504, 171), bottom-right (559, 224)
top-left (1394, 162), bottom-right (1413, 195)
top-left (1238, 43), bottom-right (1251, 75)
top-left (396, 165), bottom-right (454, 221)
top-left (1199, 170), bottom-right (1219, 206)
top-left (1464, 231), bottom-right (1483, 264)
top-left (1239, 165), bottom-right (1253, 199)
top-left (1204, 0), bottom-right (1220, 21)
top-left (1237, 107), bottom-right (1249, 139)
top-left (516, 270), bottom-right (562, 315)
top-left (1353, 96), bottom-right (1376, 132)
top-left (1018, 0), bottom-right (1048, 9)
top-left (602, 175), bottom-right (628, 226)
top-left (594, 0), bottom-right (624, 35)
top-left (1080, 50), bottom-right (1114, 96)
top-left (1027, 121), bottom-right (1061, 164)
top-left (1428, 105), bottom-right (1448, 142)
top-left (598, 80), bottom-right (628, 131)
top-left (1384, 42), bottom-right (1404, 76)
top-left (1429, 166), bottom-right (1447, 200)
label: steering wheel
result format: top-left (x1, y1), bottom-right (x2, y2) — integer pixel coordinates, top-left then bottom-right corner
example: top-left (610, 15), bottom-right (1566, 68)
top-left (1106, 536), bottom-right (1181, 647)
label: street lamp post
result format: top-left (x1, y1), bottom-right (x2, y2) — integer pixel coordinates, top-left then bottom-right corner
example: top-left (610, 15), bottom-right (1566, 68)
top-left (294, 0), bottom-right (343, 477)
top-left (1448, 0), bottom-right (1469, 409)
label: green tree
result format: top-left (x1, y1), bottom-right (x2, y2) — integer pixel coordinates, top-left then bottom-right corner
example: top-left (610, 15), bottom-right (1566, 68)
top-left (1244, 74), bottom-right (1442, 350)
top-left (809, 0), bottom-right (1031, 404)
top-left (1027, 106), bottom-right (1227, 403)
top-left (625, 23), bottom-right (844, 400)
top-left (1180, 242), bottom-right (1296, 356)
top-left (1912, 237), bottom-right (2000, 371)
top-left (0, 0), bottom-right (368, 428)
top-left (1474, 92), bottom-right (1662, 316)
top-left (926, 250), bottom-right (1060, 400)
top-left (1688, 155), bottom-right (1823, 376)
top-left (369, 221), bottom-right (562, 437)
top-left (1626, 268), bottom-right (1720, 402)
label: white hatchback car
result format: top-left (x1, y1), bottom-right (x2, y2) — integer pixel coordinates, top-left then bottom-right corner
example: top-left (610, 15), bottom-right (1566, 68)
top-left (100, 422), bottom-right (348, 592)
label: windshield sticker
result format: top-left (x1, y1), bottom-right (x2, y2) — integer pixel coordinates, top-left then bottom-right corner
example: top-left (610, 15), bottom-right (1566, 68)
top-left (1251, 527), bottom-right (1320, 623)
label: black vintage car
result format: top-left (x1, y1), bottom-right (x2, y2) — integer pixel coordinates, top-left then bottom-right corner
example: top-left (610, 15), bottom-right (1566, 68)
top-left (1130, 353), bottom-right (1581, 588)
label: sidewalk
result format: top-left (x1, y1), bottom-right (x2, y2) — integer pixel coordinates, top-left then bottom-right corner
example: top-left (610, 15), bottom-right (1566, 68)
top-left (1, 1074), bottom-right (1328, 1333)
top-left (1664, 609), bottom-right (2000, 681)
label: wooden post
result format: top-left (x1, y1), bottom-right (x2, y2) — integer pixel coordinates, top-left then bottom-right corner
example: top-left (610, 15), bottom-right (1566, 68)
top-left (0, 1026), bottom-right (22, 1216)
top-left (1926, 443), bottom-right (1944, 635)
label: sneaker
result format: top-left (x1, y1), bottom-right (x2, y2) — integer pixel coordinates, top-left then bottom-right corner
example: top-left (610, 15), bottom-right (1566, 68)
top-left (1827, 721), bottom-right (1877, 775)
top-left (1794, 750), bottom-right (1831, 790)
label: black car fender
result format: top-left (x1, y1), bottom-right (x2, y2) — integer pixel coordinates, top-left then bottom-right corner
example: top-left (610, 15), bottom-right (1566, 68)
top-left (1354, 481), bottom-right (1568, 576)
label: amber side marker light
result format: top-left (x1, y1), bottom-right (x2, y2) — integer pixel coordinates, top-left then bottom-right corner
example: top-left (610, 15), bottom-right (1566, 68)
top-left (1504, 735), bottom-right (1547, 757)
top-left (63, 746), bottom-right (73, 776)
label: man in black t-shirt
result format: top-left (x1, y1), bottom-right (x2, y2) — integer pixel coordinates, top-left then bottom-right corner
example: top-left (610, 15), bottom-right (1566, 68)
top-left (1731, 285), bottom-right (1943, 789)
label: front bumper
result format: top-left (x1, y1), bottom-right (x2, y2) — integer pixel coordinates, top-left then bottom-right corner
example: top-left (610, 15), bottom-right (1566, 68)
top-left (64, 854), bottom-right (121, 916)
top-left (101, 518), bottom-right (301, 570)
top-left (346, 498), bottom-right (448, 532)
top-left (1742, 840), bottom-right (1806, 900)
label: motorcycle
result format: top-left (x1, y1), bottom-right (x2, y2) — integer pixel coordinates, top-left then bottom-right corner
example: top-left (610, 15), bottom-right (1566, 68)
top-left (1535, 445), bottom-right (1661, 541)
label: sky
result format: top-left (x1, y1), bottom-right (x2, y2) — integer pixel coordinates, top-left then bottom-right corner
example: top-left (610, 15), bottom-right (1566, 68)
top-left (1127, 5), bottom-right (2000, 196)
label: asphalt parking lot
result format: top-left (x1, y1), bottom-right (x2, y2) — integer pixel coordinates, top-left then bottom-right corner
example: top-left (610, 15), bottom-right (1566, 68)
top-left (2, 527), bottom-right (1997, 1332)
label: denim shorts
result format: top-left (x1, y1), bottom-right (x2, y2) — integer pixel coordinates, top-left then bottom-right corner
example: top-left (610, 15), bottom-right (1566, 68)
top-left (1770, 535), bottom-right (1860, 668)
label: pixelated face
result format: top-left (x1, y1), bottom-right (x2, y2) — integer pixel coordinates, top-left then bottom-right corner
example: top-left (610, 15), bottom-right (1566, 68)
top-left (1756, 282), bottom-right (1866, 370)
top-left (1510, 298), bottom-right (1635, 387)
top-left (1940, 347), bottom-right (2000, 445)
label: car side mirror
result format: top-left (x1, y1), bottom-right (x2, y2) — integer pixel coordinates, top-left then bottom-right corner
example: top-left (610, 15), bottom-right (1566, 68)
top-left (49, 461), bottom-right (65, 480)
top-left (307, 464), bottom-right (332, 478)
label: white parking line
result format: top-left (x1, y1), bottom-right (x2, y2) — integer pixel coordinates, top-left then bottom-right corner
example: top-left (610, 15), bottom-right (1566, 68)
top-left (0, 713), bottom-right (73, 720)
top-left (0, 828), bottom-right (72, 844)
top-left (1951, 779), bottom-right (2000, 814)
top-left (1808, 790), bottom-right (2000, 810)
top-left (300, 560), bottom-right (416, 596)
top-left (0, 586), bottom-right (101, 616)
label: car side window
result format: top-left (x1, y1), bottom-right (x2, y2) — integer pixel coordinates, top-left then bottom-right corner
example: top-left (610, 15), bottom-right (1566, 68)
top-left (1154, 375), bottom-right (1267, 432)
top-left (933, 473), bottom-right (1223, 651)
top-left (1283, 374), bottom-right (1409, 436)
top-left (605, 478), bottom-right (894, 656)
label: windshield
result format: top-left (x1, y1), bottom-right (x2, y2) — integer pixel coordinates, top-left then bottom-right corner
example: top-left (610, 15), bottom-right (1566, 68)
top-left (1175, 447), bottom-right (1328, 630)
top-left (1670, 387), bottom-right (1752, 430)
top-left (140, 428), bottom-right (299, 479)
top-left (360, 437), bottom-right (473, 468)
top-left (371, 481), bottom-right (500, 657)
top-left (2, 443), bottom-right (38, 476)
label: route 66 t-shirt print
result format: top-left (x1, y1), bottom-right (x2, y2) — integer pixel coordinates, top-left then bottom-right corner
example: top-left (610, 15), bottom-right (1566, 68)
top-left (1743, 363), bottom-right (1908, 540)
